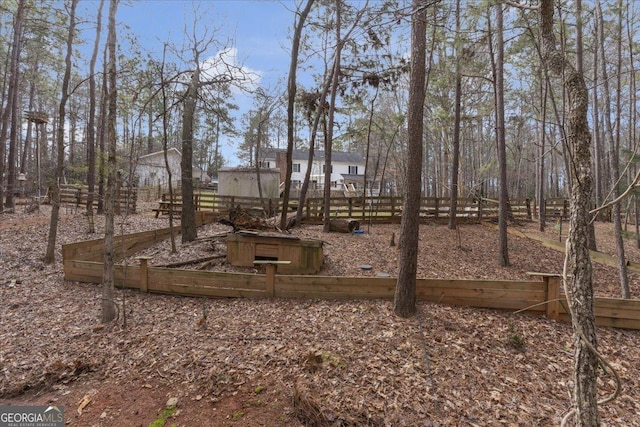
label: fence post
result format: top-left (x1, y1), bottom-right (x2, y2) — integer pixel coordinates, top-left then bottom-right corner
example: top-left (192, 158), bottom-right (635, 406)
top-left (136, 256), bottom-right (152, 293)
top-left (391, 196), bottom-right (395, 218)
top-left (265, 264), bottom-right (275, 297)
top-left (253, 260), bottom-right (291, 297)
top-left (545, 275), bottom-right (562, 320)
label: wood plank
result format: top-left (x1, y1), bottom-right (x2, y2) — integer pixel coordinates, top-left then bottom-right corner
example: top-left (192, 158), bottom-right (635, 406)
top-left (255, 243), bottom-right (279, 259)
top-left (148, 268), bottom-right (264, 290)
top-left (421, 295), bottom-right (546, 312)
top-left (593, 297), bottom-right (640, 321)
top-left (277, 275), bottom-right (396, 287)
top-left (149, 282), bottom-right (266, 299)
top-left (275, 290), bottom-right (394, 299)
top-left (594, 316), bottom-right (640, 329)
top-left (275, 282), bottom-right (395, 297)
top-left (64, 260), bottom-right (103, 282)
top-left (275, 276), bottom-right (396, 298)
top-left (417, 278), bottom-right (544, 291)
top-left (415, 286), bottom-right (547, 303)
top-left (114, 265), bottom-right (141, 287)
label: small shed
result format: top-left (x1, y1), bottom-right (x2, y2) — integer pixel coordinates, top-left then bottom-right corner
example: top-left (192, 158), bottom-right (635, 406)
top-left (218, 167), bottom-right (280, 199)
top-left (227, 232), bottom-right (323, 274)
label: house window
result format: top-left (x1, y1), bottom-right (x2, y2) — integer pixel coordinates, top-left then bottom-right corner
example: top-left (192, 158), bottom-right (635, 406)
top-left (348, 165), bottom-right (358, 175)
top-left (259, 161), bottom-right (271, 168)
top-left (293, 163), bottom-right (301, 173)
top-left (322, 164), bottom-right (333, 173)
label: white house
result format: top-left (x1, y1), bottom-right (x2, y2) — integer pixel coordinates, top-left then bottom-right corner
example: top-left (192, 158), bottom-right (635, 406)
top-left (259, 148), bottom-right (367, 193)
top-left (136, 147), bottom-right (210, 187)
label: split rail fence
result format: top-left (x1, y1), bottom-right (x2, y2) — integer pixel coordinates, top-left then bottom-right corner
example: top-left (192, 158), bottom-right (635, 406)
top-left (63, 217), bottom-right (640, 330)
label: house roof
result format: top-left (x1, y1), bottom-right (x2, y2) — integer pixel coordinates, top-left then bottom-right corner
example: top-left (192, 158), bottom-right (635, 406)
top-left (260, 148), bottom-right (364, 164)
top-left (136, 147), bottom-right (210, 180)
top-left (138, 147), bottom-right (181, 159)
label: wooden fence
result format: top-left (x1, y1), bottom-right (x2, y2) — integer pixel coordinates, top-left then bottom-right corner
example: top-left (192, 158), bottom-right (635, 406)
top-left (154, 192), bottom-right (569, 223)
top-left (46, 184), bottom-right (138, 214)
top-left (62, 224), bottom-right (640, 330)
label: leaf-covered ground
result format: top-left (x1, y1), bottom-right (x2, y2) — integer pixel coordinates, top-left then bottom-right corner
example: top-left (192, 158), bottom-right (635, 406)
top-left (1, 203), bottom-right (639, 426)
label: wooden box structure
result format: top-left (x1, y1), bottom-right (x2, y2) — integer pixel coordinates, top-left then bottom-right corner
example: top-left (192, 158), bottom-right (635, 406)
top-left (227, 232), bottom-right (323, 274)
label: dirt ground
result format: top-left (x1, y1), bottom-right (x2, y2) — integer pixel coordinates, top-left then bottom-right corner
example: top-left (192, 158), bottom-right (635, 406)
top-left (1, 203), bottom-right (639, 426)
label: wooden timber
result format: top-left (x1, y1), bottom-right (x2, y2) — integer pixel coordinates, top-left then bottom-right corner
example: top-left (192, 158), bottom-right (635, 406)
top-left (62, 223), bottom-right (640, 331)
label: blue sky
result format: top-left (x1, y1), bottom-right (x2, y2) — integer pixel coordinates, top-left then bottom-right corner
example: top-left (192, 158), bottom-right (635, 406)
top-left (118, 0), bottom-right (293, 87)
top-left (81, 0), bottom-right (299, 166)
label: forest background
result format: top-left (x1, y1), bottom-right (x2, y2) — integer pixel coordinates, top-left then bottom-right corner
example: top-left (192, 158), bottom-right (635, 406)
top-left (5, 0), bottom-right (639, 210)
top-left (2, 1), bottom-right (640, 424)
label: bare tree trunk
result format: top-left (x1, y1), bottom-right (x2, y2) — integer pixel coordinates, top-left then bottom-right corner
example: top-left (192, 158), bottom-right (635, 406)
top-left (322, 0), bottom-right (342, 233)
top-left (627, 3), bottom-right (639, 250)
top-left (538, 78), bottom-right (548, 231)
top-left (362, 86), bottom-right (379, 216)
top-left (86, 0), bottom-right (105, 234)
top-left (281, 0), bottom-right (314, 230)
top-left (592, 18), bottom-right (603, 213)
top-left (394, 0), bottom-right (427, 318)
top-left (612, 0), bottom-right (628, 297)
top-left (3, 0), bottom-right (26, 211)
top-left (254, 112), bottom-right (265, 203)
top-left (449, 0), bottom-right (462, 230)
top-left (44, 0), bottom-right (78, 264)
top-left (489, 3), bottom-right (509, 266)
top-left (180, 66), bottom-right (199, 243)
top-left (597, 0), bottom-right (629, 298)
top-left (296, 99), bottom-right (326, 224)
top-left (541, 1), bottom-right (599, 424)
top-left (97, 45), bottom-right (108, 215)
top-left (573, 0), bottom-right (597, 251)
top-left (102, 0), bottom-right (119, 323)
top-left (20, 79), bottom-right (35, 177)
top-left (160, 44), bottom-right (177, 253)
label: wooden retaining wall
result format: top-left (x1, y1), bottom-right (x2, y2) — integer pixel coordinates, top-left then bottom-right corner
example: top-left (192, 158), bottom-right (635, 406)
top-left (62, 225), bottom-right (640, 330)
top-left (62, 211), bottom-right (216, 264)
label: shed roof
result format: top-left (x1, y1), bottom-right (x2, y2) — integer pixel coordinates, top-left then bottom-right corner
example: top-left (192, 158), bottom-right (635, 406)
top-left (260, 148), bottom-right (364, 164)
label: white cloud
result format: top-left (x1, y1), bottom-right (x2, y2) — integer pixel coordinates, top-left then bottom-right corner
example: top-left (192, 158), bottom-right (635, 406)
top-left (200, 48), bottom-right (262, 94)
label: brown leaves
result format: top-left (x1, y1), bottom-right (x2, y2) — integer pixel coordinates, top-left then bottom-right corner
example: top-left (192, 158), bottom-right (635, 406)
top-left (1, 204), bottom-right (640, 425)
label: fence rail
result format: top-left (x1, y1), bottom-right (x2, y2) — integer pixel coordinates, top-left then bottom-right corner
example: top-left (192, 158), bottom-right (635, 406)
top-left (154, 193), bottom-right (570, 223)
top-left (62, 224), bottom-right (640, 330)
top-left (46, 184), bottom-right (138, 214)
